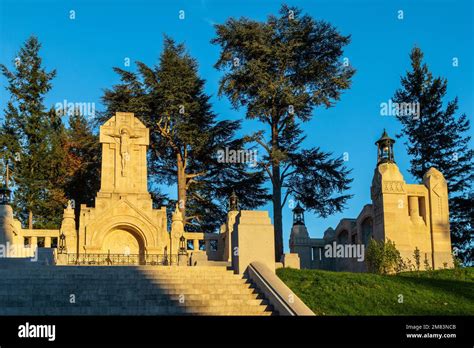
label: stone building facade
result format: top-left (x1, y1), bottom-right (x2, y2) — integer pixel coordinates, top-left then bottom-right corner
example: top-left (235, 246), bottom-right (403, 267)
top-left (290, 130), bottom-right (454, 272)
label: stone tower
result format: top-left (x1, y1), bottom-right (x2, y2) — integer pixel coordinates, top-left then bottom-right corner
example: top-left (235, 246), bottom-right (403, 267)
top-left (76, 112), bottom-right (169, 256)
top-left (289, 203), bottom-right (312, 268)
top-left (370, 130), bottom-right (453, 269)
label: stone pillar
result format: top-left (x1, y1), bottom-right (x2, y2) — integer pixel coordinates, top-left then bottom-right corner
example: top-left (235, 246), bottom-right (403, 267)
top-left (45, 237), bottom-right (51, 248)
top-left (61, 201), bottom-right (77, 254)
top-left (170, 204), bottom-right (184, 256)
top-left (423, 168), bottom-right (453, 269)
top-left (31, 236), bottom-right (37, 249)
top-left (193, 239), bottom-right (200, 251)
top-left (222, 211), bottom-right (238, 262)
top-left (232, 210), bottom-right (275, 274)
top-left (0, 204), bottom-right (15, 247)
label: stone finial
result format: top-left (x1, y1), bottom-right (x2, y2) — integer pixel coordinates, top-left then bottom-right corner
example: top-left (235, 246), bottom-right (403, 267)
top-left (172, 203), bottom-right (183, 222)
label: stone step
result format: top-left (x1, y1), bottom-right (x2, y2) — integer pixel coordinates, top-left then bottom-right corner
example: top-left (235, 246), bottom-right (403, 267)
top-left (0, 298), bottom-right (270, 307)
top-left (0, 266), bottom-right (232, 272)
top-left (0, 292), bottom-right (264, 302)
top-left (0, 280), bottom-right (250, 287)
top-left (0, 287), bottom-right (258, 297)
top-left (0, 266), bottom-right (276, 316)
top-left (0, 284), bottom-right (255, 291)
top-left (0, 306), bottom-right (274, 316)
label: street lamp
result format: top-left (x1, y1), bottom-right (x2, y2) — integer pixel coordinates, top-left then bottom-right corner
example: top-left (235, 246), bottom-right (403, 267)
top-left (179, 235), bottom-right (187, 255)
top-left (58, 232), bottom-right (67, 254)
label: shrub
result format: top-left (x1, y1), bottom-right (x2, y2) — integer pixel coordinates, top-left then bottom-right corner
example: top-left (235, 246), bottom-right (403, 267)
top-left (366, 239), bottom-right (402, 274)
top-left (413, 247), bottom-right (421, 271)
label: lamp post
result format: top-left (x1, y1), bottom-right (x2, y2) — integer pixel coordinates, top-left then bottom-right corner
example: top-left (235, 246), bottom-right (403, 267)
top-left (178, 235), bottom-right (188, 266)
top-left (58, 232), bottom-right (67, 254)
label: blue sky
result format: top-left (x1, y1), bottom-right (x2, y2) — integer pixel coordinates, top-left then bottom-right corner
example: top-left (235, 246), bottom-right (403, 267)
top-left (1, 0), bottom-right (472, 251)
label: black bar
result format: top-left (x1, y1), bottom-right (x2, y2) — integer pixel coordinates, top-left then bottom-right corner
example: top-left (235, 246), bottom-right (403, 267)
top-left (0, 316), bottom-right (471, 346)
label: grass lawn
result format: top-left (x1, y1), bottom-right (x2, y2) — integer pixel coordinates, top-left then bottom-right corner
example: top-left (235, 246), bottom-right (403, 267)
top-left (276, 267), bottom-right (474, 315)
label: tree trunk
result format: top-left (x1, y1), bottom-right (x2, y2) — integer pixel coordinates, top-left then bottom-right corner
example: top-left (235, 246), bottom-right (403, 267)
top-left (272, 166), bottom-right (283, 262)
top-left (176, 153), bottom-right (187, 221)
top-left (28, 210), bottom-right (33, 230)
top-left (271, 122), bottom-right (284, 262)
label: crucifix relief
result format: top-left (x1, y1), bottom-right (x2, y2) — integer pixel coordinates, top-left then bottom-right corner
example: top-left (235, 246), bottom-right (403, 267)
top-left (99, 112), bottom-right (150, 193)
top-left (110, 128), bottom-right (141, 177)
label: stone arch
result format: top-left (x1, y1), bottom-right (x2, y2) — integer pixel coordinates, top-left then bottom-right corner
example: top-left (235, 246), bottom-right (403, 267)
top-left (87, 215), bottom-right (158, 253)
top-left (101, 225), bottom-right (145, 256)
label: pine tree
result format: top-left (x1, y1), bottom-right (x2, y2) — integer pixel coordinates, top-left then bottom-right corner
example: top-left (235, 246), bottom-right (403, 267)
top-left (212, 5), bottom-right (354, 260)
top-left (101, 37), bottom-right (269, 231)
top-left (393, 47), bottom-right (473, 264)
top-left (0, 36), bottom-right (65, 228)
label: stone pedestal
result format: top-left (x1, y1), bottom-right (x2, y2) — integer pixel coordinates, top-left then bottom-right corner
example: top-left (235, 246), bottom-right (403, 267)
top-left (281, 253), bottom-right (301, 269)
top-left (232, 211), bottom-right (275, 274)
top-left (56, 253), bottom-right (68, 265)
top-left (178, 253), bottom-right (188, 266)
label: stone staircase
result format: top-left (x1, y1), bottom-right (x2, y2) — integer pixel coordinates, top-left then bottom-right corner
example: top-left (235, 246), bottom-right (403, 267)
top-left (0, 265), bottom-right (276, 315)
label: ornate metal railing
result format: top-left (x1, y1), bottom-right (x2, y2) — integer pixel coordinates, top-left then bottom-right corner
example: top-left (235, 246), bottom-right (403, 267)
top-left (67, 253), bottom-right (178, 266)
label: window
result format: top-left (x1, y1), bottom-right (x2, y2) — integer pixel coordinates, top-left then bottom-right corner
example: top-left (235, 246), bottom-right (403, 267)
top-left (187, 240), bottom-right (194, 250)
top-left (37, 237), bottom-right (45, 248)
top-left (24, 237), bottom-right (31, 248)
top-left (51, 237), bottom-right (58, 248)
top-left (199, 240), bottom-right (206, 251)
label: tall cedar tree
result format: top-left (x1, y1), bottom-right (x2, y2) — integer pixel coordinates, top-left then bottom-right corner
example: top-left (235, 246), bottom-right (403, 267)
top-left (212, 5), bottom-right (354, 260)
top-left (393, 47), bottom-right (473, 264)
top-left (63, 111), bottom-right (101, 226)
top-left (0, 36), bottom-right (67, 228)
top-left (100, 37), bottom-right (269, 231)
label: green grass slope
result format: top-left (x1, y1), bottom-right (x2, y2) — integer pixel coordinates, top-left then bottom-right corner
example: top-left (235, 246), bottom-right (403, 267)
top-left (276, 267), bottom-right (474, 315)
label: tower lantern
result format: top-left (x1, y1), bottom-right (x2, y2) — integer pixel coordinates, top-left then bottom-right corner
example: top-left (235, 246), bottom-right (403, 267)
top-left (292, 203), bottom-right (305, 226)
top-left (375, 129), bottom-right (396, 165)
top-left (229, 190), bottom-right (239, 211)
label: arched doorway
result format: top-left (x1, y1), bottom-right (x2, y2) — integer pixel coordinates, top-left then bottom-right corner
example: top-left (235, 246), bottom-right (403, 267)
top-left (101, 226), bottom-right (145, 262)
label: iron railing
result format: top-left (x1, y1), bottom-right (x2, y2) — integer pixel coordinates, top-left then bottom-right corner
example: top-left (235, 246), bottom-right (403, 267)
top-left (67, 253), bottom-right (178, 266)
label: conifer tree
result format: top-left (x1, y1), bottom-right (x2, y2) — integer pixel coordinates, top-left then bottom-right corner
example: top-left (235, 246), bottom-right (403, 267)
top-left (0, 36), bottom-right (66, 228)
top-left (101, 37), bottom-right (269, 231)
top-left (63, 111), bottom-right (101, 224)
top-left (212, 5), bottom-right (354, 260)
top-left (393, 47), bottom-right (473, 264)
